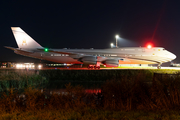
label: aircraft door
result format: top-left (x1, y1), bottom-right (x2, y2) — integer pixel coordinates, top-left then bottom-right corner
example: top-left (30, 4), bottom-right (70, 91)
top-left (40, 53), bottom-right (44, 59)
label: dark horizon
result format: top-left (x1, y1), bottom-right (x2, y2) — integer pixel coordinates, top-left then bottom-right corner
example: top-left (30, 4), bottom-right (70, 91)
top-left (1, 0), bottom-right (180, 65)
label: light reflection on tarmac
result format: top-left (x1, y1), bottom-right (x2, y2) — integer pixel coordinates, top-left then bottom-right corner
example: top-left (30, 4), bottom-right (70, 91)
top-left (39, 67), bottom-right (180, 70)
top-left (103, 67), bottom-right (180, 70)
top-left (160, 67), bottom-right (180, 70)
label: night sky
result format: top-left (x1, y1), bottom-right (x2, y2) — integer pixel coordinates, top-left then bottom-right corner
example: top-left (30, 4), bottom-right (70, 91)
top-left (1, 0), bottom-right (180, 64)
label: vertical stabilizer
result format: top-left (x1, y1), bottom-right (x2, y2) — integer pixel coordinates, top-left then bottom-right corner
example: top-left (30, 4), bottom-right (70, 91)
top-left (11, 27), bottom-right (43, 49)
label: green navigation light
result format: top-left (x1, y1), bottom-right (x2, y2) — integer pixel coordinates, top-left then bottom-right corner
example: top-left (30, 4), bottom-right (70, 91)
top-left (44, 48), bottom-right (49, 52)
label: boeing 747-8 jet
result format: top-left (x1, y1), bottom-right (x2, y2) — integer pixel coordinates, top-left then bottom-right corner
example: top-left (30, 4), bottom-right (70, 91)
top-left (5, 27), bottom-right (176, 69)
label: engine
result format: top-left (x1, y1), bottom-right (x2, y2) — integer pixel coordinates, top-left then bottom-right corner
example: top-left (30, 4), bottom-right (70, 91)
top-left (78, 56), bottom-right (97, 65)
top-left (102, 59), bottom-right (119, 67)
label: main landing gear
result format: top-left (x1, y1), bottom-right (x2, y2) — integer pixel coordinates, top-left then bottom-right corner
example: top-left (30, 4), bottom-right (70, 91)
top-left (87, 65), bottom-right (100, 69)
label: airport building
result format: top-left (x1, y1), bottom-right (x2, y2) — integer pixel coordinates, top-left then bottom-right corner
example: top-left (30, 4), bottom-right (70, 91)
top-left (0, 61), bottom-right (74, 69)
top-left (170, 63), bottom-right (180, 67)
top-left (0, 62), bottom-right (43, 69)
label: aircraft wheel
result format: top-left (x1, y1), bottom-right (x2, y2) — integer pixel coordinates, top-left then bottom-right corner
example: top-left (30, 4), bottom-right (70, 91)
top-left (94, 66), bottom-right (97, 69)
top-left (157, 66), bottom-right (161, 69)
top-left (87, 66), bottom-right (90, 69)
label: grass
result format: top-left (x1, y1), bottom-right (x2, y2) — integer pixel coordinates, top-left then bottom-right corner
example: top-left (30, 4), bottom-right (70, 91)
top-left (0, 69), bottom-right (47, 96)
top-left (0, 110), bottom-right (180, 120)
top-left (39, 69), bottom-right (179, 81)
top-left (0, 69), bottom-right (180, 119)
top-left (0, 73), bottom-right (180, 110)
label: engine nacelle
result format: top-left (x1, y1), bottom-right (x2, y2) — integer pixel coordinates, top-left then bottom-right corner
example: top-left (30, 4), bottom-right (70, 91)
top-left (102, 59), bottom-right (119, 67)
top-left (78, 56), bottom-right (97, 65)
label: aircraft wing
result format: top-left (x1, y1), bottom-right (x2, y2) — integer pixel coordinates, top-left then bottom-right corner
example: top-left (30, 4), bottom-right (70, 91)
top-left (36, 48), bottom-right (126, 60)
top-left (37, 48), bottom-right (75, 55)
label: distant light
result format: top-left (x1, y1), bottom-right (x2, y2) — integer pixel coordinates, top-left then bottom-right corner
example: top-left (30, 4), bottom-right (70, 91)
top-left (147, 45), bottom-right (152, 49)
top-left (115, 35), bottom-right (119, 39)
top-left (44, 48), bottom-right (49, 52)
top-left (110, 43), bottom-right (114, 48)
top-left (16, 64), bottom-right (20, 68)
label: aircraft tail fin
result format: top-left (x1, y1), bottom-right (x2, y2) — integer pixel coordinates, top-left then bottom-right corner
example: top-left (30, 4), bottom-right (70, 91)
top-left (11, 27), bottom-right (43, 49)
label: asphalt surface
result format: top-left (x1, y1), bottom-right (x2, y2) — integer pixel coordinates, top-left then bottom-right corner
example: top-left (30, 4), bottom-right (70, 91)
top-left (1, 67), bottom-right (180, 70)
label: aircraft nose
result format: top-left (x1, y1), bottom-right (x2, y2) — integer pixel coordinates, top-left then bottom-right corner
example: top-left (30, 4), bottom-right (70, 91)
top-left (170, 53), bottom-right (176, 60)
top-left (172, 53), bottom-right (176, 59)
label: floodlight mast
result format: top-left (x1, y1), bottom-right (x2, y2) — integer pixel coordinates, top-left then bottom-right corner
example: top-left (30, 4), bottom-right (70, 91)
top-left (115, 35), bottom-right (119, 48)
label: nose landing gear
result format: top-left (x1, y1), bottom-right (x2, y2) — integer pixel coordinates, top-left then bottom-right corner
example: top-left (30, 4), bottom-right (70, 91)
top-left (157, 63), bottom-right (162, 69)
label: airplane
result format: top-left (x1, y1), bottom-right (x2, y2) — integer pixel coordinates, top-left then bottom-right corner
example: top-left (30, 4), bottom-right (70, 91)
top-left (5, 27), bottom-right (176, 69)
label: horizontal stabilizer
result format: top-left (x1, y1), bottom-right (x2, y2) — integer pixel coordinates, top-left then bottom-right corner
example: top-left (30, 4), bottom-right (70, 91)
top-left (5, 46), bottom-right (34, 54)
top-left (4, 46), bottom-right (17, 51)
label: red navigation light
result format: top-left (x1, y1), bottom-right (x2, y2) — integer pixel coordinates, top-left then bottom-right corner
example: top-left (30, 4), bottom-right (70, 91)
top-left (147, 45), bottom-right (152, 49)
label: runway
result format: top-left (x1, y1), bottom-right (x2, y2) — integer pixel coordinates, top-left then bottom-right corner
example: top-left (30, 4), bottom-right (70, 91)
top-left (39, 66), bottom-right (180, 70)
top-left (1, 66), bottom-right (180, 70)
